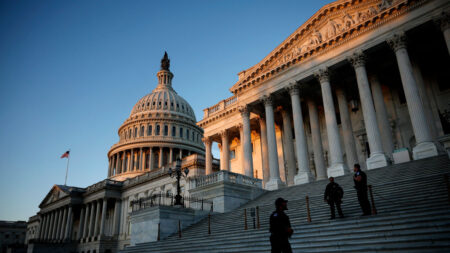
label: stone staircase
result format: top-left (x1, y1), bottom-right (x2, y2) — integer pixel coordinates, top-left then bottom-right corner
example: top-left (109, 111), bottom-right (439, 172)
top-left (122, 155), bottom-right (450, 253)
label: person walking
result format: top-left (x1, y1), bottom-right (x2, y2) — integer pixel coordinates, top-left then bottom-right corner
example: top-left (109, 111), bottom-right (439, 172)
top-left (353, 164), bottom-right (371, 216)
top-left (324, 177), bottom-right (344, 219)
top-left (269, 198), bottom-right (293, 253)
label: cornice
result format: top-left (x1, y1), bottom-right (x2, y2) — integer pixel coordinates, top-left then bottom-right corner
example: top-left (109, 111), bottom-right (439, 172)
top-left (230, 0), bottom-right (421, 95)
top-left (197, 106), bottom-right (238, 128)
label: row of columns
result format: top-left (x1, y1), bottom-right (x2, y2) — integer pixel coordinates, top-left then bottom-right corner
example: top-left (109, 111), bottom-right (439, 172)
top-left (202, 32), bottom-right (442, 190)
top-left (109, 147), bottom-right (191, 177)
top-left (77, 198), bottom-right (121, 241)
top-left (38, 205), bottom-right (73, 241)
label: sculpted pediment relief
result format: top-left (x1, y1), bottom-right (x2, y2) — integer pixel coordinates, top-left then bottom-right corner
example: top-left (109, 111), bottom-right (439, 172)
top-left (231, 0), bottom-right (403, 93)
top-left (39, 185), bottom-right (69, 207)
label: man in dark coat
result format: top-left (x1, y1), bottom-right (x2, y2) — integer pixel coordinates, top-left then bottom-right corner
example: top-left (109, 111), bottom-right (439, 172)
top-left (269, 198), bottom-right (293, 253)
top-left (353, 164), bottom-right (372, 216)
top-left (324, 177), bottom-right (344, 219)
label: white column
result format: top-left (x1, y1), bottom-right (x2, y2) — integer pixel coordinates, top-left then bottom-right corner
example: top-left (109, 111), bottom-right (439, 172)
top-left (88, 202), bottom-right (95, 237)
top-left (436, 13), bottom-right (450, 55)
top-left (64, 206), bottom-right (72, 241)
top-left (348, 52), bottom-right (388, 169)
top-left (203, 137), bottom-right (213, 175)
top-left (113, 199), bottom-right (121, 236)
top-left (307, 99), bottom-right (327, 180)
top-left (262, 95), bottom-right (285, 190)
top-left (121, 152), bottom-right (126, 173)
top-left (288, 84), bottom-right (315, 184)
top-left (220, 130), bottom-right (230, 171)
top-left (369, 76), bottom-right (395, 156)
top-left (94, 200), bottom-right (101, 237)
top-left (115, 153), bottom-right (120, 174)
top-left (281, 109), bottom-right (296, 185)
top-left (169, 148), bottom-right (173, 163)
top-left (83, 203), bottom-right (90, 239)
top-left (38, 215), bottom-right (45, 240)
top-left (100, 199), bottom-right (107, 236)
top-left (53, 210), bottom-right (61, 240)
top-left (158, 147), bottom-right (163, 168)
top-left (336, 88), bottom-right (359, 171)
top-left (41, 214), bottom-right (49, 240)
top-left (59, 207), bottom-right (67, 240)
top-left (77, 206), bottom-right (85, 240)
top-left (149, 148), bottom-right (154, 170)
top-left (259, 117), bottom-right (270, 185)
top-left (139, 148), bottom-right (143, 171)
top-left (316, 68), bottom-right (348, 177)
top-left (388, 33), bottom-right (438, 159)
top-left (239, 124), bottom-right (245, 173)
top-left (239, 105), bottom-right (254, 177)
top-left (179, 149), bottom-right (183, 159)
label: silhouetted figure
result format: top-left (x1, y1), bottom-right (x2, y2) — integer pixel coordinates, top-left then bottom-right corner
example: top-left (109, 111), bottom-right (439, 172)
top-left (324, 177), bottom-right (344, 219)
top-left (353, 164), bottom-right (371, 216)
top-left (269, 198), bottom-right (293, 253)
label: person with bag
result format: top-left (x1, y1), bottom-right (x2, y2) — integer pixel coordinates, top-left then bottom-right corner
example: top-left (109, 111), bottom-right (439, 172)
top-left (324, 177), bottom-right (345, 219)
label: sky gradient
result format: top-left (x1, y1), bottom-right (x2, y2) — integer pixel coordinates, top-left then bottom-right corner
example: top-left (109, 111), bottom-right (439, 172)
top-left (0, 0), bottom-right (333, 221)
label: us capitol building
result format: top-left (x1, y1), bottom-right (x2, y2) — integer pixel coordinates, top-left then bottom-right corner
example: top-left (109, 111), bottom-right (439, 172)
top-left (26, 0), bottom-right (450, 252)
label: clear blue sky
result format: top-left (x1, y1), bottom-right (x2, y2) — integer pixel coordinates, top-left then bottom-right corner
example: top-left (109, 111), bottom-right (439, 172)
top-left (0, 0), bottom-right (332, 221)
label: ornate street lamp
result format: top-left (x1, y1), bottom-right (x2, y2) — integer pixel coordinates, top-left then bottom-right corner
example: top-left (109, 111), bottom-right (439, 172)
top-left (168, 158), bottom-right (189, 206)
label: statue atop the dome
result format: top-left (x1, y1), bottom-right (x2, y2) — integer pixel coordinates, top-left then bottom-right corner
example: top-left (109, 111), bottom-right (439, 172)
top-left (161, 51), bottom-right (170, 70)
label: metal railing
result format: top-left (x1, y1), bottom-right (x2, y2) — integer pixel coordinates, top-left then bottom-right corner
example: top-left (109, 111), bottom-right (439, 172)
top-left (130, 193), bottom-right (213, 212)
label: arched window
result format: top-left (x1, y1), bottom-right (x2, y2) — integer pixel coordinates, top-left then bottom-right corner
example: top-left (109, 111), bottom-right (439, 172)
top-left (147, 125), bottom-right (152, 136)
top-left (172, 126), bottom-right (176, 137)
top-left (156, 125), bottom-right (160, 136)
top-left (164, 125), bottom-right (168, 136)
top-left (129, 129), bottom-right (132, 139)
top-left (180, 127), bottom-right (183, 138)
top-left (186, 129), bottom-right (189, 140)
top-left (140, 126), bottom-right (144, 137)
top-left (134, 127), bottom-right (137, 138)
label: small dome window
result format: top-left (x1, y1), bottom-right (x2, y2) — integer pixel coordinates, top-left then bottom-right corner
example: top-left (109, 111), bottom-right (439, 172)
top-left (147, 102), bottom-right (150, 106)
top-left (159, 101), bottom-right (161, 106)
top-left (171, 102), bottom-right (174, 107)
top-left (182, 105), bottom-right (184, 110)
top-left (165, 102), bottom-right (167, 106)
top-left (177, 103), bottom-right (179, 108)
top-left (153, 102), bottom-right (156, 106)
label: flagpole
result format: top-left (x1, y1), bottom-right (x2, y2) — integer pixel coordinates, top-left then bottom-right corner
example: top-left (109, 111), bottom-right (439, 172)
top-left (64, 149), bottom-right (71, 186)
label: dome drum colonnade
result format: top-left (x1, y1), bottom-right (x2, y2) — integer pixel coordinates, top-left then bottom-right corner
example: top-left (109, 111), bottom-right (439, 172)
top-left (199, 0), bottom-right (450, 190)
top-left (107, 52), bottom-right (205, 181)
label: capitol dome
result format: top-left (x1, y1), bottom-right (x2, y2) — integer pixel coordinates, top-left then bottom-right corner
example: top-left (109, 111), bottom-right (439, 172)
top-left (107, 52), bottom-right (205, 181)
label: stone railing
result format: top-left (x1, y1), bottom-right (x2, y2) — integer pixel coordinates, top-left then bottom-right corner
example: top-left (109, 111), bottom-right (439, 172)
top-left (85, 179), bottom-right (122, 193)
top-left (203, 95), bottom-right (238, 118)
top-left (189, 170), bottom-right (262, 189)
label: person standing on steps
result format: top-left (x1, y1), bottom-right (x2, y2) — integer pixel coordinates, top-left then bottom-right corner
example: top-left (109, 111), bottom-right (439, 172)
top-left (324, 177), bottom-right (344, 219)
top-left (353, 164), bottom-right (372, 216)
top-left (269, 197), bottom-right (294, 253)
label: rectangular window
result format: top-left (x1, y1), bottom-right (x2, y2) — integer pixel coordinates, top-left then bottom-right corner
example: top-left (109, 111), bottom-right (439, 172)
top-left (147, 125), bottom-right (152, 136)
top-left (134, 127), bottom-right (137, 137)
top-left (156, 125), bottom-right (160, 136)
top-left (140, 126), bottom-right (144, 136)
top-left (186, 129), bottom-right (189, 140)
top-left (230, 150), bottom-right (236, 159)
top-left (172, 126), bottom-right (176, 137)
top-left (180, 127), bottom-right (183, 138)
top-left (164, 125), bottom-right (168, 136)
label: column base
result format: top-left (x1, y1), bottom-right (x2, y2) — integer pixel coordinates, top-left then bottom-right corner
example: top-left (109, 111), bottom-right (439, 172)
top-left (327, 163), bottom-right (348, 178)
top-left (265, 178), bottom-right (286, 191)
top-left (366, 153), bottom-right (389, 170)
top-left (413, 142), bottom-right (438, 160)
top-left (294, 172), bottom-right (315, 185)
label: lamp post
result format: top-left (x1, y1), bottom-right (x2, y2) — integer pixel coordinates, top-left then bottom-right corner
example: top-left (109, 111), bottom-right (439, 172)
top-left (168, 158), bottom-right (189, 206)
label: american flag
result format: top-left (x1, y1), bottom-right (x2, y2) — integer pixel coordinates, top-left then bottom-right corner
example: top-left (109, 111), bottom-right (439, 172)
top-left (60, 151), bottom-right (70, 159)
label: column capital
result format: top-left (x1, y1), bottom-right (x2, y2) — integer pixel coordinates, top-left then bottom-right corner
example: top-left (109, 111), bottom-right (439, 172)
top-left (219, 129), bottom-right (228, 138)
top-left (261, 95), bottom-right (273, 106)
top-left (238, 105), bottom-right (250, 117)
top-left (314, 68), bottom-right (330, 83)
top-left (347, 51), bottom-right (366, 68)
top-left (202, 136), bottom-right (211, 145)
top-left (387, 32), bottom-right (407, 52)
top-left (434, 12), bottom-right (450, 32)
top-left (286, 82), bottom-right (300, 96)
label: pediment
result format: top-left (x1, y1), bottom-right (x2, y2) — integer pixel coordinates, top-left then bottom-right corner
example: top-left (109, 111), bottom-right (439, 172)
top-left (230, 0), bottom-right (403, 93)
top-left (39, 185), bottom-right (70, 208)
